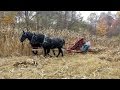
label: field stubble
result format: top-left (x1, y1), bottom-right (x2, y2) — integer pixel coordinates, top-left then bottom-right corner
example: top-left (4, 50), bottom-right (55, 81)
top-left (0, 29), bottom-right (119, 79)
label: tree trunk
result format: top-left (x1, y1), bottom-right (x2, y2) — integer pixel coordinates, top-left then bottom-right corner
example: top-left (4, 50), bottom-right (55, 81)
top-left (25, 11), bottom-right (29, 31)
top-left (36, 11), bottom-right (40, 31)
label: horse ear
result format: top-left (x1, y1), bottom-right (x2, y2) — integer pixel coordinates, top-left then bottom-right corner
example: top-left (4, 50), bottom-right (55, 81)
top-left (23, 30), bottom-right (25, 34)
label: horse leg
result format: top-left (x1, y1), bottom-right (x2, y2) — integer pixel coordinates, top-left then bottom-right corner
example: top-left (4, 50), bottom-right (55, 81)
top-left (47, 49), bottom-right (52, 57)
top-left (32, 50), bottom-right (38, 55)
top-left (56, 48), bottom-right (61, 57)
top-left (43, 48), bottom-right (47, 57)
top-left (52, 49), bottom-right (56, 56)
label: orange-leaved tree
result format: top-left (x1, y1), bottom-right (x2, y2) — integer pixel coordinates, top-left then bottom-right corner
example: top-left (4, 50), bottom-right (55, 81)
top-left (96, 16), bottom-right (108, 36)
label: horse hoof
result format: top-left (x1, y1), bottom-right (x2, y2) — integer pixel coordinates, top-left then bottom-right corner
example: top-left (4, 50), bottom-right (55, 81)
top-left (44, 55), bottom-right (47, 58)
top-left (50, 55), bottom-right (53, 57)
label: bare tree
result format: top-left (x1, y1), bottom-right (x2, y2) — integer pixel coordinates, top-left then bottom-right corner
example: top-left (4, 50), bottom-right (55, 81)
top-left (87, 12), bottom-right (99, 35)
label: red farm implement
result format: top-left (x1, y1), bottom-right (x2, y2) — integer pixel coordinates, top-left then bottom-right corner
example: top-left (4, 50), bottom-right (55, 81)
top-left (66, 38), bottom-right (93, 53)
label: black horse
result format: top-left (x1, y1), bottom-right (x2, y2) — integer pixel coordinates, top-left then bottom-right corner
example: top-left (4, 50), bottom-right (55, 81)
top-left (20, 31), bottom-right (45, 55)
top-left (31, 33), bottom-right (65, 57)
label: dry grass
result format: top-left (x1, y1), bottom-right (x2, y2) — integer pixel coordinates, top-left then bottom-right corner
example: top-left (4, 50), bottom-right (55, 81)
top-left (0, 29), bottom-right (85, 57)
top-left (0, 53), bottom-right (120, 79)
top-left (0, 28), bottom-right (119, 79)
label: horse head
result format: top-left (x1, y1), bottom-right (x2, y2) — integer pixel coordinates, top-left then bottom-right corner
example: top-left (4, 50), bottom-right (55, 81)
top-left (20, 31), bottom-right (33, 42)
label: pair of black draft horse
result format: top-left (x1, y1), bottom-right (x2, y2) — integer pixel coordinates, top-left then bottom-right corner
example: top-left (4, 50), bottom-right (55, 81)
top-left (20, 31), bottom-right (65, 57)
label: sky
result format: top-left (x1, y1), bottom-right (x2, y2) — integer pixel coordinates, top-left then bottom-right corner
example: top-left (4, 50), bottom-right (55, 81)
top-left (78, 11), bottom-right (117, 21)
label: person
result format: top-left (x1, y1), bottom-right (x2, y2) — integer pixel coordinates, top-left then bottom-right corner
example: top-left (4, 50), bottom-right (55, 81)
top-left (80, 40), bottom-right (91, 53)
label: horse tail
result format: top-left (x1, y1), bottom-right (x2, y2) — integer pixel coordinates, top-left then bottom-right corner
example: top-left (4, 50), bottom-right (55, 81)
top-left (61, 39), bottom-right (65, 50)
top-left (62, 39), bottom-right (65, 46)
